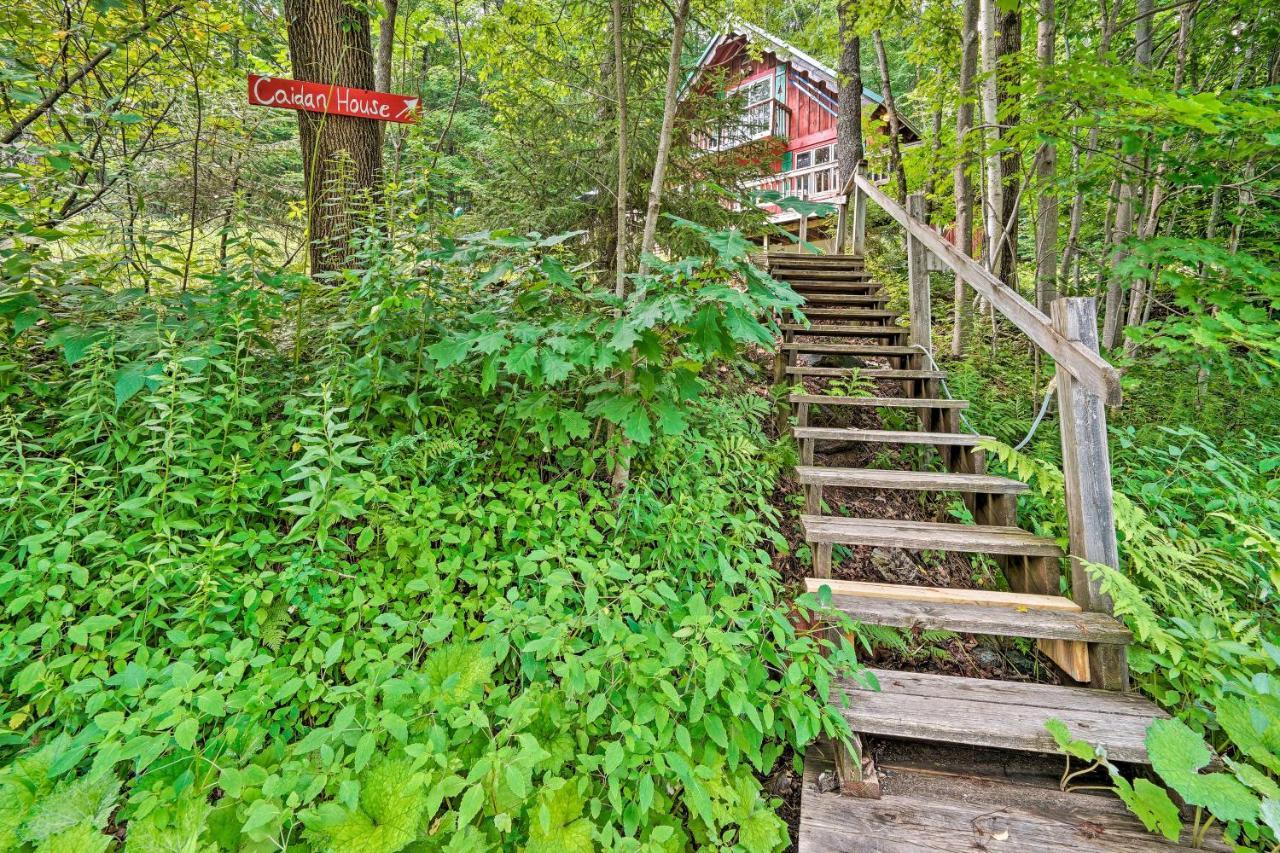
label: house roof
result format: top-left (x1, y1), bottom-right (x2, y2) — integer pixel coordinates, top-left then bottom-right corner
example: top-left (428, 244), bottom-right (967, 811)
top-left (684, 20), bottom-right (920, 136)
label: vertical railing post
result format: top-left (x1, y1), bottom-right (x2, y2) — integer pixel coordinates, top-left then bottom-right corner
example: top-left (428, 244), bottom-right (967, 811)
top-left (851, 165), bottom-right (867, 256)
top-left (798, 213), bottom-right (809, 253)
top-left (835, 200), bottom-right (849, 255)
top-left (906, 193), bottom-right (930, 355)
top-left (1052, 297), bottom-right (1128, 691)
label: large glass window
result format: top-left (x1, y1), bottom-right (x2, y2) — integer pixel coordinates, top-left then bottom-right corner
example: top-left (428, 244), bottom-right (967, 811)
top-left (795, 151), bottom-right (812, 169)
top-left (814, 146), bottom-right (830, 165)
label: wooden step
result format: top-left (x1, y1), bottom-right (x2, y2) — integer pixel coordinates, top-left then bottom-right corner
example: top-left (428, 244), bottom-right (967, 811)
top-left (785, 367), bottom-right (946, 380)
top-left (796, 466), bottom-right (1027, 494)
top-left (801, 515), bottom-right (1063, 557)
top-left (767, 252), bottom-right (863, 264)
top-left (799, 292), bottom-right (886, 303)
top-left (831, 668), bottom-right (1164, 764)
top-left (799, 740), bottom-right (1215, 851)
top-left (787, 281), bottom-right (882, 293)
top-left (783, 324), bottom-right (907, 339)
top-left (802, 579), bottom-right (1130, 644)
top-left (792, 427), bottom-right (991, 446)
top-left (789, 394), bottom-right (968, 409)
top-left (800, 308), bottom-right (896, 320)
top-left (781, 343), bottom-right (918, 357)
top-left (773, 270), bottom-right (875, 280)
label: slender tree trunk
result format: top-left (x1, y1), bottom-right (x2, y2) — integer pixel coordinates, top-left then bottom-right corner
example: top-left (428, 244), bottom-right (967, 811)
top-left (952, 0), bottom-right (980, 356)
top-left (927, 108), bottom-right (943, 223)
top-left (181, 45), bottom-right (202, 293)
top-left (638, 0), bottom-right (690, 276)
top-left (375, 0), bottom-right (399, 92)
top-left (996, 4), bottom-right (1021, 288)
top-left (872, 31), bottom-right (907, 204)
top-left (1033, 0), bottom-right (1057, 311)
top-left (978, 0), bottom-right (1003, 275)
top-left (1122, 3), bottom-right (1195, 356)
top-left (609, 0), bottom-right (631, 490)
top-left (611, 0), bottom-right (628, 299)
top-left (284, 0), bottom-right (384, 277)
top-left (836, 1), bottom-right (864, 185)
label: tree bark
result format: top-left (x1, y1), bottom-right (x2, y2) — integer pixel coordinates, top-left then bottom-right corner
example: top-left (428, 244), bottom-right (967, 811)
top-left (996, 5), bottom-right (1021, 289)
top-left (952, 0), bottom-right (980, 356)
top-left (611, 0), bottom-right (629, 299)
top-left (872, 31), bottom-right (907, 204)
top-left (638, 0), bottom-right (690, 276)
top-left (284, 0), bottom-right (384, 277)
top-left (979, 0), bottom-right (1003, 275)
top-left (375, 0), bottom-right (399, 92)
top-left (836, 0), bottom-right (864, 185)
top-left (1033, 0), bottom-right (1057, 311)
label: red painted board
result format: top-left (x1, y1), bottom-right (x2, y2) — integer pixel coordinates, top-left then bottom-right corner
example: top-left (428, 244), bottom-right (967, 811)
top-left (247, 74), bottom-right (420, 124)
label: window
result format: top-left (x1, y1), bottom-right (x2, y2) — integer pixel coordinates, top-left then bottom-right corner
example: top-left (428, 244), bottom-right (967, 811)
top-left (795, 173), bottom-right (810, 197)
top-left (814, 145), bottom-right (830, 165)
top-left (795, 151), bottom-right (812, 169)
top-left (815, 168), bottom-right (830, 194)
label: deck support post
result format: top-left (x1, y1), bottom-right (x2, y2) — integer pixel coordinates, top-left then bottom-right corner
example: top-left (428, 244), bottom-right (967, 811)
top-left (835, 201), bottom-right (849, 254)
top-left (798, 214), bottom-right (809, 253)
top-left (906, 193), bottom-right (931, 355)
top-left (1052, 297), bottom-right (1128, 691)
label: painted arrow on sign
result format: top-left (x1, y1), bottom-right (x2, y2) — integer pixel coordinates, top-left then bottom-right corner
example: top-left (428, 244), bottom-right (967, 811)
top-left (247, 74), bottom-right (421, 124)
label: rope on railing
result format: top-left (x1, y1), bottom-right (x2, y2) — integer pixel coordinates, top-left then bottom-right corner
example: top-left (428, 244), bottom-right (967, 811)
top-left (908, 343), bottom-right (1056, 450)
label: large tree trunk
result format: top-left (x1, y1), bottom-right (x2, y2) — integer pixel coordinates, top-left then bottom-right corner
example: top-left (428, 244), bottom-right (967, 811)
top-left (638, 0), bottom-right (690, 276)
top-left (952, 0), bottom-right (979, 356)
top-left (1033, 0), bottom-right (1056, 311)
top-left (872, 31), bottom-right (908, 204)
top-left (996, 5), bottom-right (1021, 289)
top-left (284, 0), bottom-right (384, 277)
top-left (836, 1), bottom-right (864, 186)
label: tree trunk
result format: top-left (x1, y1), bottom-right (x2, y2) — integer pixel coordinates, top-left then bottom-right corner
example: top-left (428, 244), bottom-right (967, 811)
top-left (609, 0), bottom-right (631, 491)
top-left (284, 0), bottom-right (384, 277)
top-left (978, 0), bottom-right (1003, 275)
top-left (375, 0), bottom-right (399, 92)
top-left (996, 4), bottom-right (1021, 289)
top-left (952, 0), bottom-right (979, 356)
top-left (1033, 0), bottom-right (1056, 311)
top-left (872, 31), bottom-right (907, 204)
top-left (638, 0), bottom-right (690, 276)
top-left (836, 1), bottom-right (864, 185)
top-left (1122, 3), bottom-right (1195, 356)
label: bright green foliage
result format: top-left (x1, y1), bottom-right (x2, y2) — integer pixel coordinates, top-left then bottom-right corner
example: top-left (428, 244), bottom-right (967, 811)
top-left (1146, 718), bottom-right (1258, 823)
top-left (0, 214), bottom-right (856, 849)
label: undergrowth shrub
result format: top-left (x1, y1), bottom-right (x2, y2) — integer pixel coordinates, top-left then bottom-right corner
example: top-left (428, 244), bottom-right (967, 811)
top-left (0, 223), bottom-right (857, 849)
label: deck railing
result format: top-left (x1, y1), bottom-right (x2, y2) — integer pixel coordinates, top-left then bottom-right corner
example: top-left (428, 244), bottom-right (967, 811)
top-left (820, 166), bottom-right (1128, 690)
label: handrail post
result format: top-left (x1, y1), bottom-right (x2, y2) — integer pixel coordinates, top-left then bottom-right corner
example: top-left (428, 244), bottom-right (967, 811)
top-left (1052, 297), bottom-right (1128, 692)
top-left (851, 165), bottom-right (867, 256)
top-left (798, 212), bottom-right (809, 254)
top-left (906, 192), bottom-right (930, 355)
top-left (835, 200), bottom-right (849, 255)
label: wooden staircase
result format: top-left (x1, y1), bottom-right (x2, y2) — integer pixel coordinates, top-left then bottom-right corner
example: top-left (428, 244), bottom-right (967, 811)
top-left (765, 249), bottom-right (1206, 850)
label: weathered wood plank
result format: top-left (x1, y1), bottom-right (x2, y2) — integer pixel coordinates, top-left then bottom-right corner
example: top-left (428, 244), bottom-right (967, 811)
top-left (801, 515), bottom-right (1064, 557)
top-left (816, 594), bottom-right (1131, 644)
top-left (832, 669), bottom-right (1164, 763)
top-left (781, 343), bottom-right (918, 356)
top-left (800, 308), bottom-right (896, 319)
top-left (792, 427), bottom-right (991, 446)
top-left (854, 174), bottom-right (1122, 405)
top-left (795, 465), bottom-right (1027, 494)
top-left (785, 367), bottom-right (947, 380)
top-left (788, 394), bottom-right (968, 409)
top-left (1053, 297), bottom-right (1128, 691)
top-left (905, 193), bottom-right (931, 353)
top-left (804, 578), bottom-right (1080, 610)
top-left (800, 742), bottom-right (1223, 852)
top-left (796, 292), bottom-right (887, 304)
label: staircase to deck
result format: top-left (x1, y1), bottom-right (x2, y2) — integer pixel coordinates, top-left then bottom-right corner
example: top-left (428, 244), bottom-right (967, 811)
top-left (766, 235), bottom-right (1209, 850)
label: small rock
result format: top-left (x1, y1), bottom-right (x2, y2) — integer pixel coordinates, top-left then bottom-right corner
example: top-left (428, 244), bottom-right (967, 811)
top-left (870, 547), bottom-right (924, 585)
top-left (816, 770), bottom-right (839, 794)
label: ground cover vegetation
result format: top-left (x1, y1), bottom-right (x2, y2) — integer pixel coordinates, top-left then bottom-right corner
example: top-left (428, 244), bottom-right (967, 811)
top-left (1, 0), bottom-right (1279, 847)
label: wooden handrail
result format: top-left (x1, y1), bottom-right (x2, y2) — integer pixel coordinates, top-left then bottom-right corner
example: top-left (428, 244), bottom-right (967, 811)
top-left (853, 174), bottom-right (1123, 406)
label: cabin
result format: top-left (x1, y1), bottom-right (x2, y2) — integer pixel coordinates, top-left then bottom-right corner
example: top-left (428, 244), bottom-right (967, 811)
top-left (683, 22), bottom-right (921, 247)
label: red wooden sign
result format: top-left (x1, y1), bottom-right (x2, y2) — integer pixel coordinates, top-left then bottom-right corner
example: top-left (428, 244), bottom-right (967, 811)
top-left (247, 74), bottom-right (420, 124)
